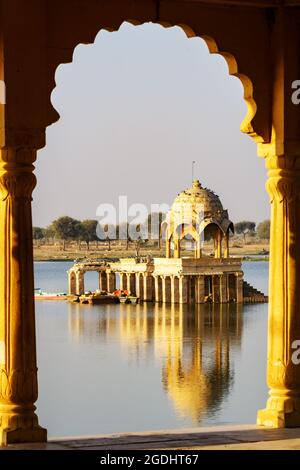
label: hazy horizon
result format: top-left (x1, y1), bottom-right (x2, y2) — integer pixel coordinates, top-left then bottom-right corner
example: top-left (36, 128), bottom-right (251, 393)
top-left (33, 22), bottom-right (269, 228)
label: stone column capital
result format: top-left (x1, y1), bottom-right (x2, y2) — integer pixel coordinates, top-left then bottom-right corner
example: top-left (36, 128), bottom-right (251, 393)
top-left (266, 172), bottom-right (300, 204)
top-left (0, 147), bottom-right (36, 204)
top-left (1, 129), bottom-right (46, 151)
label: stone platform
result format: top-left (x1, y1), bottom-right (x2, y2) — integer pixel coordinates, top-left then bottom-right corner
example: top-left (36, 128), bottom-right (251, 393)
top-left (2, 425), bottom-right (300, 450)
top-left (68, 257), bottom-right (246, 304)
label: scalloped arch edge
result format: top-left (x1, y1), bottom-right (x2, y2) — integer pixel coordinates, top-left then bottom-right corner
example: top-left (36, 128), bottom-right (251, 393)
top-left (50, 19), bottom-right (263, 144)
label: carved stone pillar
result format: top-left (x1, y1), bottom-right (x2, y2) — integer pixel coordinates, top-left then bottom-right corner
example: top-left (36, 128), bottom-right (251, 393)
top-left (162, 276), bottom-right (167, 303)
top-left (119, 273), bottom-right (125, 291)
top-left (68, 270), bottom-right (76, 295)
top-left (220, 274), bottom-right (229, 304)
top-left (195, 276), bottom-right (205, 304)
top-left (127, 273), bottom-right (136, 295)
top-left (171, 276), bottom-right (176, 304)
top-left (99, 271), bottom-right (107, 291)
top-left (126, 274), bottom-right (130, 293)
top-left (166, 235), bottom-right (171, 258)
top-left (179, 276), bottom-right (188, 304)
top-left (196, 240), bottom-right (202, 259)
top-left (224, 233), bottom-right (230, 258)
top-left (258, 157), bottom-right (300, 427)
top-left (213, 275), bottom-right (221, 303)
top-left (174, 276), bottom-right (180, 303)
top-left (143, 275), bottom-right (153, 302)
top-left (211, 275), bottom-right (215, 302)
top-left (162, 276), bottom-right (172, 303)
top-left (76, 271), bottom-right (84, 295)
top-left (135, 273), bottom-right (141, 298)
top-left (0, 149), bottom-right (46, 445)
top-left (174, 237), bottom-right (180, 259)
top-left (154, 276), bottom-right (162, 302)
top-left (106, 272), bottom-right (116, 293)
top-left (214, 231), bottom-right (222, 258)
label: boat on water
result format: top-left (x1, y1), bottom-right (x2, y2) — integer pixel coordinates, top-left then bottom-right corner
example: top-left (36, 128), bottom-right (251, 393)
top-left (119, 296), bottom-right (139, 304)
top-left (87, 293), bottom-right (119, 305)
top-left (34, 288), bottom-right (67, 301)
top-left (71, 289), bottom-right (140, 305)
top-left (79, 290), bottom-right (119, 305)
top-left (115, 290), bottom-right (140, 305)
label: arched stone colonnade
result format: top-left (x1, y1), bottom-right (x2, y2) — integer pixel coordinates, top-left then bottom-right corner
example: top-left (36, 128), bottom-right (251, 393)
top-left (166, 224), bottom-right (231, 260)
top-left (70, 258), bottom-right (244, 304)
top-left (68, 265), bottom-right (117, 295)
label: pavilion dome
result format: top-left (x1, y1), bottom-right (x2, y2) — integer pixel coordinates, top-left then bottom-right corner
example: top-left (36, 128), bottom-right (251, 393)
top-left (166, 180), bottom-right (233, 235)
top-left (174, 179), bottom-right (223, 214)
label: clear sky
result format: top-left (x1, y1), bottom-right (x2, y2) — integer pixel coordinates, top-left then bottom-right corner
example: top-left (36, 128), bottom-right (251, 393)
top-left (33, 22), bottom-right (269, 228)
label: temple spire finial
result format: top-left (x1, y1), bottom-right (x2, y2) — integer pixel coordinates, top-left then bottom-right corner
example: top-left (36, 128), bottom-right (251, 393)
top-left (191, 161), bottom-right (202, 190)
top-left (192, 160), bottom-right (196, 182)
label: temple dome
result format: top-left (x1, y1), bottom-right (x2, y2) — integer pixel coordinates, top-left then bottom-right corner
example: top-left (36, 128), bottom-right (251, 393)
top-left (166, 180), bottom-right (233, 235)
top-left (173, 180), bottom-right (224, 215)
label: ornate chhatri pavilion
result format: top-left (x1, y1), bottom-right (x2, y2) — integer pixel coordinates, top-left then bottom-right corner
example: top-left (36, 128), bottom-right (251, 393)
top-left (165, 179), bottom-right (234, 259)
top-left (68, 180), bottom-right (266, 304)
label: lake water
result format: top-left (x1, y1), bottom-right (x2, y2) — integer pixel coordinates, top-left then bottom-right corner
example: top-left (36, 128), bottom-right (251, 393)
top-left (34, 261), bottom-right (269, 439)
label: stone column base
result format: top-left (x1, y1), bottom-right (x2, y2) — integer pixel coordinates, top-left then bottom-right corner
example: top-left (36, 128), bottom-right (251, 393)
top-left (0, 410), bottom-right (47, 446)
top-left (257, 407), bottom-right (300, 428)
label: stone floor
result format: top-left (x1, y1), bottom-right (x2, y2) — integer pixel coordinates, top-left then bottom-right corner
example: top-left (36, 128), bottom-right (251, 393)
top-left (2, 425), bottom-right (300, 450)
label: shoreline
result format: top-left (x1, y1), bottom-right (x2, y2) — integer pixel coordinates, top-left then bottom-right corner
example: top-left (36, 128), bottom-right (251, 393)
top-left (33, 256), bottom-right (270, 263)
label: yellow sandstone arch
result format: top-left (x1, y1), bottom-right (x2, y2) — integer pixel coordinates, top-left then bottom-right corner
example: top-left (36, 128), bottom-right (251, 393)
top-left (0, 1), bottom-right (299, 446)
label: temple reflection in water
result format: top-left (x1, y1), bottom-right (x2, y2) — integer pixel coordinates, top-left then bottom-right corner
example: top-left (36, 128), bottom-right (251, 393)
top-left (68, 303), bottom-right (243, 423)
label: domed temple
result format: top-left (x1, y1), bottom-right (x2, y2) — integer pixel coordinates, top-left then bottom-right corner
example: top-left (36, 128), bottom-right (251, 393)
top-left (68, 180), bottom-right (267, 304)
top-left (165, 180), bottom-right (234, 259)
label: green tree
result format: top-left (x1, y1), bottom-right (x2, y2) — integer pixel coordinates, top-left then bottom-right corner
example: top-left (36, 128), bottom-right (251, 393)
top-left (44, 226), bottom-right (55, 244)
top-left (49, 216), bottom-right (82, 250)
top-left (33, 227), bottom-right (45, 247)
top-left (257, 220), bottom-right (270, 240)
top-left (33, 227), bottom-right (45, 240)
top-left (80, 219), bottom-right (99, 250)
top-left (235, 221), bottom-right (256, 243)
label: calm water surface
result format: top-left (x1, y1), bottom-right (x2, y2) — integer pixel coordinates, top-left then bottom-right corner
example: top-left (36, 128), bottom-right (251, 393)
top-left (34, 261), bottom-right (269, 438)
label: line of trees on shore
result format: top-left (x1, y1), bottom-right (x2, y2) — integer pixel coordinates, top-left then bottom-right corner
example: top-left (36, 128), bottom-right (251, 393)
top-left (33, 213), bottom-right (165, 251)
top-left (33, 217), bottom-right (116, 251)
top-left (33, 216), bottom-right (271, 250)
top-left (235, 220), bottom-right (270, 242)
